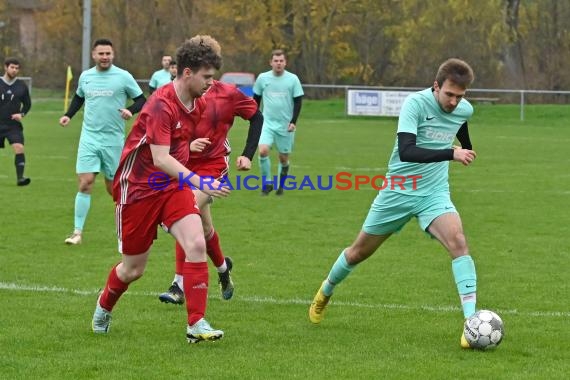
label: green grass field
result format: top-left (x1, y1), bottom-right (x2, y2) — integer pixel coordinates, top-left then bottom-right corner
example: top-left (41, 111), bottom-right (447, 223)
top-left (0, 96), bottom-right (569, 379)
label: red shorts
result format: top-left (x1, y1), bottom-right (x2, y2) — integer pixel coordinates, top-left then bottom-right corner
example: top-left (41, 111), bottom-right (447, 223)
top-left (187, 156), bottom-right (229, 180)
top-left (116, 187), bottom-right (200, 255)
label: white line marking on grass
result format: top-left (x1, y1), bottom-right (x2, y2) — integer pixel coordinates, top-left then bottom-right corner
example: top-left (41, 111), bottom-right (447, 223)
top-left (1, 282), bottom-right (568, 318)
top-left (240, 295), bottom-right (570, 318)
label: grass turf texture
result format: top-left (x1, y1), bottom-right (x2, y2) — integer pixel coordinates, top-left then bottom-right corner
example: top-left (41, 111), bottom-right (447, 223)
top-left (0, 94), bottom-right (569, 379)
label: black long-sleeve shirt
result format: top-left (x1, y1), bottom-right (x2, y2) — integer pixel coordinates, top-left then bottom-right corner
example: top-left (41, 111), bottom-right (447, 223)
top-left (398, 122), bottom-right (472, 163)
top-left (241, 110), bottom-right (263, 160)
top-left (0, 77), bottom-right (31, 127)
top-left (64, 93), bottom-right (146, 119)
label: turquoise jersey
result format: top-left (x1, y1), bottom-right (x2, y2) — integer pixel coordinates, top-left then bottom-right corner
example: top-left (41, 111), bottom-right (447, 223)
top-left (253, 70), bottom-right (304, 133)
top-left (386, 87), bottom-right (473, 196)
top-left (149, 69), bottom-right (172, 90)
top-left (76, 65), bottom-right (143, 146)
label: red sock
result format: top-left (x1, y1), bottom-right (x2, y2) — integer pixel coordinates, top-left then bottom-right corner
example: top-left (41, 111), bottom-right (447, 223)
top-left (206, 230), bottom-right (225, 267)
top-left (175, 241), bottom-right (185, 275)
top-left (183, 261), bottom-right (209, 326)
top-left (99, 263), bottom-right (129, 311)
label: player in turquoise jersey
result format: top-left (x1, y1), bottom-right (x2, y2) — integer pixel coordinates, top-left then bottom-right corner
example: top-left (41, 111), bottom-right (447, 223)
top-left (253, 49), bottom-right (303, 196)
top-left (309, 58), bottom-right (482, 349)
top-left (59, 38), bottom-right (145, 245)
top-left (148, 55), bottom-right (172, 94)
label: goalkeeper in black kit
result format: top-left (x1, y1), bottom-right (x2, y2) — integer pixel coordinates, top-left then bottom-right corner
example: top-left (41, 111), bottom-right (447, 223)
top-left (0, 57), bottom-right (32, 186)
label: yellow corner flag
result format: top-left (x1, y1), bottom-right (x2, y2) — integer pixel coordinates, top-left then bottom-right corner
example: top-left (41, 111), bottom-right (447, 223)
top-left (64, 66), bottom-right (73, 112)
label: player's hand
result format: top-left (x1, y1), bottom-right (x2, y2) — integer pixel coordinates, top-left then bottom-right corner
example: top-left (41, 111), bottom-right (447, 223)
top-left (453, 148), bottom-right (477, 166)
top-left (118, 108), bottom-right (133, 120)
top-left (236, 156), bottom-right (252, 171)
top-left (59, 115), bottom-right (71, 127)
top-left (201, 179), bottom-right (231, 198)
top-left (11, 113), bottom-right (23, 122)
top-left (287, 123), bottom-right (296, 132)
top-left (190, 138), bottom-right (211, 152)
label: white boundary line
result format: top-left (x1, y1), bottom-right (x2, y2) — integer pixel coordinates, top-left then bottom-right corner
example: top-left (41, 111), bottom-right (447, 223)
top-left (1, 282), bottom-right (568, 318)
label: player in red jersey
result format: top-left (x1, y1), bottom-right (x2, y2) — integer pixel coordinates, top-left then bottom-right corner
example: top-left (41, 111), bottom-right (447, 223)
top-left (91, 35), bottom-right (231, 344)
top-left (158, 79), bottom-right (263, 304)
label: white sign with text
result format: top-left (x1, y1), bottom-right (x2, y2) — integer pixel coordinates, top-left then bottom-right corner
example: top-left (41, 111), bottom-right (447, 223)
top-left (347, 90), bottom-right (412, 117)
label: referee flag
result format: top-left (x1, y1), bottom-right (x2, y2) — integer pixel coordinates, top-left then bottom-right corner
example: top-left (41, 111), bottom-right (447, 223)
top-left (64, 66), bottom-right (73, 112)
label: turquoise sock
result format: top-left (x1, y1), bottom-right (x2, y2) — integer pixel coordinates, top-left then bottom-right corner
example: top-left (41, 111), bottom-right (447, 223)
top-left (322, 250), bottom-right (355, 296)
top-left (452, 255), bottom-right (477, 318)
top-left (259, 156), bottom-right (271, 179)
top-left (74, 192), bottom-right (91, 231)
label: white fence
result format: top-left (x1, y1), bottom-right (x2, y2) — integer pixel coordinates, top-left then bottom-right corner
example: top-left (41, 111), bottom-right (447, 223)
top-left (303, 84), bottom-right (570, 121)
top-left (24, 76), bottom-right (570, 121)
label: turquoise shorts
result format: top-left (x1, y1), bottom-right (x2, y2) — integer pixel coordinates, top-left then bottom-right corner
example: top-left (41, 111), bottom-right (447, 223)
top-left (362, 190), bottom-right (457, 235)
top-left (76, 141), bottom-right (122, 180)
top-left (259, 127), bottom-right (295, 154)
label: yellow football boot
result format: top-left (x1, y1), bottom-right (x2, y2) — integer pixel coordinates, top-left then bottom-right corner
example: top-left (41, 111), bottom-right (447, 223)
top-left (309, 282), bottom-right (331, 324)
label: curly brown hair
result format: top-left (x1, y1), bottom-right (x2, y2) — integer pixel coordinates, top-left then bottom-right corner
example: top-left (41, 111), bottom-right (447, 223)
top-left (175, 35), bottom-right (222, 76)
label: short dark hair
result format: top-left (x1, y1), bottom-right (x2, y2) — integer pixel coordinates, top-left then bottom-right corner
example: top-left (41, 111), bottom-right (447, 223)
top-left (169, 60), bottom-right (177, 66)
top-left (435, 58), bottom-right (474, 89)
top-left (4, 57), bottom-right (20, 67)
top-left (271, 49), bottom-right (286, 58)
top-left (92, 38), bottom-right (113, 50)
top-left (176, 35), bottom-right (222, 76)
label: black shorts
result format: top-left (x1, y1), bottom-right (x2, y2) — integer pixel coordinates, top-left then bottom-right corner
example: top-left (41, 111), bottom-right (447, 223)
top-left (0, 124), bottom-right (24, 148)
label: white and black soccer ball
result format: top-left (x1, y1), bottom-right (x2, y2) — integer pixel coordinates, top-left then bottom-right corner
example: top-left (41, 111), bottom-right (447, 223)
top-left (463, 310), bottom-right (504, 349)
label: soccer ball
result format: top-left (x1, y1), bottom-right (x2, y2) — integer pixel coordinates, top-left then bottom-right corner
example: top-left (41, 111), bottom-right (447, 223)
top-left (463, 310), bottom-right (504, 349)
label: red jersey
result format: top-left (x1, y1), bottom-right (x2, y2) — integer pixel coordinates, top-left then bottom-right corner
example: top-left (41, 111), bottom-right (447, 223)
top-left (188, 80), bottom-right (257, 161)
top-left (114, 83), bottom-right (206, 204)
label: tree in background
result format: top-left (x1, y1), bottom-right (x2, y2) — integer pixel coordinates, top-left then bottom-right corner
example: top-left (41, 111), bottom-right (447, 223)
top-left (512, 0), bottom-right (570, 91)
top-left (387, 0), bottom-right (508, 87)
top-left (328, 0), bottom-right (400, 85)
top-left (4, 0), bottom-right (570, 92)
